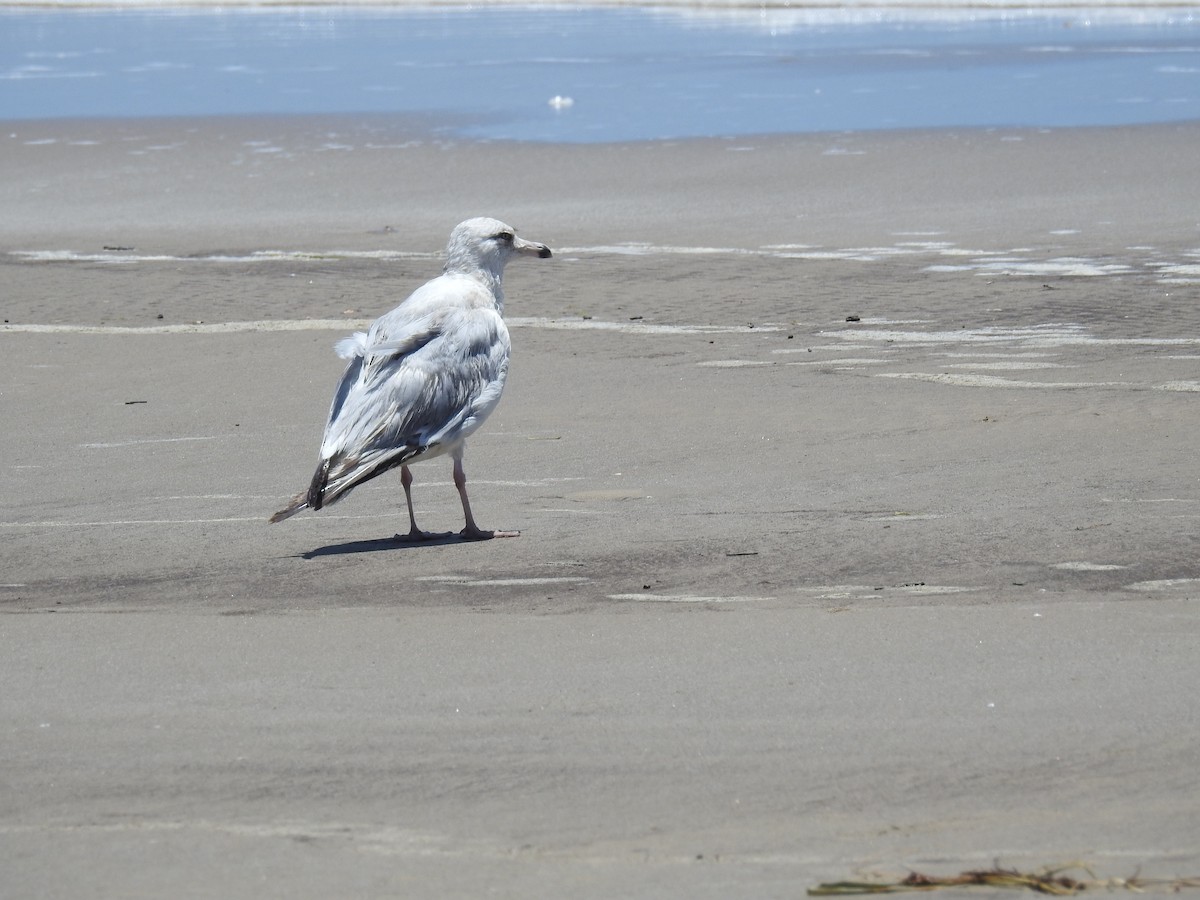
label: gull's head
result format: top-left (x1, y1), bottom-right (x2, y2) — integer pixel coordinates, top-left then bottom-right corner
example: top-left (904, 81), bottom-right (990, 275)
top-left (443, 217), bottom-right (552, 278)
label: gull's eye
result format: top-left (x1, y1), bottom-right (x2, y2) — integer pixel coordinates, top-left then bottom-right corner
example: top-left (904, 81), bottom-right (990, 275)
top-left (494, 231), bottom-right (514, 243)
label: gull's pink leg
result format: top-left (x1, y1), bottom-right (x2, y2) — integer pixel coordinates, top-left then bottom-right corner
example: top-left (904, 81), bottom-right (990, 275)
top-left (394, 464), bottom-right (449, 542)
top-left (454, 452), bottom-right (519, 540)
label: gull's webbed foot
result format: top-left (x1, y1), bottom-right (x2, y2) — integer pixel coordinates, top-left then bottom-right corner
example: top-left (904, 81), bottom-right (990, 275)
top-left (459, 527), bottom-right (521, 541)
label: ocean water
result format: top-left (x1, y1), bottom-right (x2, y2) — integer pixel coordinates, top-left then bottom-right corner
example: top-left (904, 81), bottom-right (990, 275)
top-left (1, 4), bottom-right (1198, 141)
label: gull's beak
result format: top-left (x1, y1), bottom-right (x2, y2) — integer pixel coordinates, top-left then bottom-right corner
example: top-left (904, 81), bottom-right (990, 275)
top-left (515, 236), bottom-right (552, 259)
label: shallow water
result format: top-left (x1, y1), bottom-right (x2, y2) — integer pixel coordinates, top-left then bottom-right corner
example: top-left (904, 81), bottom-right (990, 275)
top-left (2, 6), bottom-right (1198, 141)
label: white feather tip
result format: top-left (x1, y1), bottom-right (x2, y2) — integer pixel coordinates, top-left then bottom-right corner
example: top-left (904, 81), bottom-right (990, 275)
top-left (334, 332), bottom-right (369, 360)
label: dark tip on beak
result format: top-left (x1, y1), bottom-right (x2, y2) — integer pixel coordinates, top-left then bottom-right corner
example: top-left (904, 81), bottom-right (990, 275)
top-left (538, 245), bottom-right (552, 259)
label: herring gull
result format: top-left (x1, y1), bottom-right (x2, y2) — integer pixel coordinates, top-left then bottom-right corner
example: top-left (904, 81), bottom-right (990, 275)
top-left (270, 217), bottom-right (552, 540)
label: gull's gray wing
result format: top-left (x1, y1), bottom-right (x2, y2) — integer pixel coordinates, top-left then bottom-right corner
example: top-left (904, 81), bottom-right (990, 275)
top-left (312, 299), bottom-right (510, 506)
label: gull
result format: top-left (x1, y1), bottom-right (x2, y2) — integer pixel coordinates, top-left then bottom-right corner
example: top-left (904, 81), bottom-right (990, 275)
top-left (270, 217), bottom-right (552, 540)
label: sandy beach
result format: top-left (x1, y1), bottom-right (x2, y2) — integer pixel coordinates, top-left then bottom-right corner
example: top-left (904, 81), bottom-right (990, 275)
top-left (3, 117), bottom-right (1200, 896)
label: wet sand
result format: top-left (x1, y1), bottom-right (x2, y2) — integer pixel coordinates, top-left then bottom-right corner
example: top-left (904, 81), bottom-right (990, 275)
top-left (3, 118), bottom-right (1200, 897)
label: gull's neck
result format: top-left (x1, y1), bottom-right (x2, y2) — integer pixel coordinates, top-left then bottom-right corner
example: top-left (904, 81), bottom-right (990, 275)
top-left (444, 259), bottom-right (506, 313)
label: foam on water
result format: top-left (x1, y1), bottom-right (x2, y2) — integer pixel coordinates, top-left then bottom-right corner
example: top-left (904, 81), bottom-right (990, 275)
top-left (10, 239), bottom-right (1200, 284)
top-left (9, 249), bottom-right (440, 264)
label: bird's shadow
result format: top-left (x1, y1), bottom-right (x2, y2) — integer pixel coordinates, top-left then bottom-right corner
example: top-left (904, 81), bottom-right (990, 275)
top-left (300, 532), bottom-right (467, 559)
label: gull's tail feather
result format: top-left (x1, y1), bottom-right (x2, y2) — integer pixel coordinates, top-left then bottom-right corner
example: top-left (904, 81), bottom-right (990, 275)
top-left (269, 445), bottom-right (423, 524)
top-left (307, 457), bottom-right (334, 511)
top-left (268, 457), bottom-right (333, 523)
top-left (268, 493), bottom-right (309, 523)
